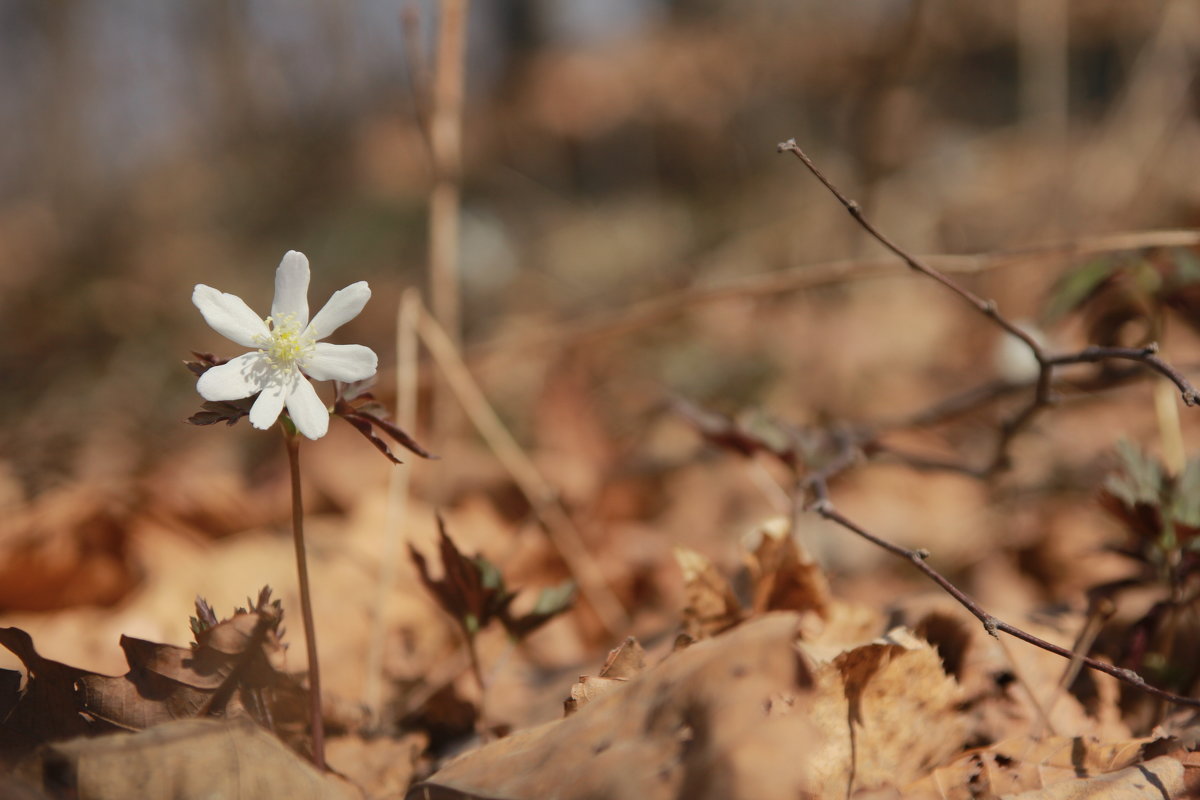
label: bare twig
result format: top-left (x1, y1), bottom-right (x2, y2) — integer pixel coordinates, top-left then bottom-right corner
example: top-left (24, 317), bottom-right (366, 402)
top-left (778, 138), bottom-right (1045, 353)
top-left (1044, 344), bottom-right (1199, 405)
top-left (809, 490), bottom-right (1200, 710)
top-left (770, 138), bottom-right (1200, 710)
top-left (776, 139), bottom-right (1200, 477)
top-left (1039, 597), bottom-right (1115, 738)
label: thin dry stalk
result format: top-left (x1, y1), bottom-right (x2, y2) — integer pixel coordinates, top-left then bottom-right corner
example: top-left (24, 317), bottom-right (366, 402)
top-left (994, 633), bottom-right (1059, 738)
top-left (428, 0), bottom-right (468, 348)
top-left (471, 229), bottom-right (1200, 360)
top-left (283, 432), bottom-right (326, 769)
top-left (415, 304), bottom-right (630, 636)
top-left (400, 3), bottom-right (433, 160)
top-left (1017, 0), bottom-right (1069, 139)
top-left (1037, 599), bottom-right (1114, 738)
top-left (1155, 376), bottom-right (1186, 476)
top-left (363, 288), bottom-right (423, 725)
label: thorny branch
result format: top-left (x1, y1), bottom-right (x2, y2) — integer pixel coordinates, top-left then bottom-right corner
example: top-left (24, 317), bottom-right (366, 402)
top-left (771, 138), bottom-right (1200, 710)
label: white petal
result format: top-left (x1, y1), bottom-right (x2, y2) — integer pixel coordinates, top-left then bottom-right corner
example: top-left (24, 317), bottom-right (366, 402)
top-left (249, 370), bottom-right (293, 430)
top-left (272, 251), bottom-right (310, 327)
top-left (301, 343), bottom-right (378, 382)
top-left (305, 281), bottom-right (371, 341)
top-left (286, 375), bottom-right (329, 439)
top-left (196, 352), bottom-right (269, 401)
top-left (193, 285), bottom-right (269, 348)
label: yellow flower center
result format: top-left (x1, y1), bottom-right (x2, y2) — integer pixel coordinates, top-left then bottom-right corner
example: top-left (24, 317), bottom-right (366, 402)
top-left (257, 313), bottom-right (316, 369)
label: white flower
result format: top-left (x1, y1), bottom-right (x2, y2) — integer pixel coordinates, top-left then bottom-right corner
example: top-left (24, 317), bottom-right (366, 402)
top-left (192, 250), bottom-right (378, 440)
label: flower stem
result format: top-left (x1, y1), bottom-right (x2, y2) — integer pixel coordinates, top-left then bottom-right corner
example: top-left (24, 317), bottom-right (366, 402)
top-left (284, 430), bottom-right (326, 770)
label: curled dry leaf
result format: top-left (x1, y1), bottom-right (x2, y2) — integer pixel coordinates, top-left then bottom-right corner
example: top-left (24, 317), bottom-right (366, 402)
top-left (745, 517), bottom-right (831, 618)
top-left (674, 545), bottom-right (743, 640)
top-left (598, 636), bottom-right (647, 679)
top-left (564, 636), bottom-right (647, 715)
top-left (563, 675), bottom-right (627, 716)
top-left (333, 384), bottom-right (435, 465)
top-left (186, 398), bottom-right (254, 427)
top-left (184, 353), bottom-right (254, 428)
top-left (676, 523), bottom-right (833, 644)
top-left (0, 627), bottom-right (92, 763)
top-left (0, 592), bottom-right (303, 761)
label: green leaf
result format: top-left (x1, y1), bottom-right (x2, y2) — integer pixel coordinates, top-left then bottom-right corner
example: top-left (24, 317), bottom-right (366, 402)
top-left (1169, 248), bottom-right (1200, 285)
top-left (1043, 258), bottom-right (1119, 323)
top-left (1104, 439), bottom-right (1163, 508)
top-left (1170, 457), bottom-right (1200, 527)
top-left (472, 555), bottom-right (505, 592)
top-left (531, 580), bottom-right (577, 617)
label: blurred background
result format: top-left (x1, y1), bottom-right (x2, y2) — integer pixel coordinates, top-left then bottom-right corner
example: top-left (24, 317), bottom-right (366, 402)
top-left (3, 0), bottom-right (1200, 726)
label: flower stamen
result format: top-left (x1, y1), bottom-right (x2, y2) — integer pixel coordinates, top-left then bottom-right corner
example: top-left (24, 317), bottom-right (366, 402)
top-left (256, 313), bottom-right (316, 369)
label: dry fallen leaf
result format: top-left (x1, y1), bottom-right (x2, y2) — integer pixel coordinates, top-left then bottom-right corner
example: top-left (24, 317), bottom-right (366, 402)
top-left (26, 718), bottom-right (360, 800)
top-left (0, 485), bottom-right (136, 612)
top-left (904, 735), bottom-right (1200, 799)
top-left (325, 731), bottom-right (429, 799)
top-left (563, 675), bottom-right (628, 715)
top-left (409, 613), bottom-right (816, 800)
top-left (0, 627), bottom-right (93, 764)
top-left (800, 627), bottom-right (970, 796)
top-left (564, 636), bottom-right (648, 714)
top-left (598, 635), bottom-right (647, 679)
top-left (0, 593), bottom-right (305, 760)
top-left (745, 517), bottom-right (831, 618)
top-left (674, 545), bottom-right (743, 640)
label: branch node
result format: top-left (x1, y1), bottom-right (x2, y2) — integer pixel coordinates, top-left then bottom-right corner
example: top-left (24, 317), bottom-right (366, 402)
top-left (913, 548), bottom-right (931, 561)
top-left (1144, 341), bottom-right (1160, 355)
top-left (1185, 391), bottom-right (1199, 408)
top-left (809, 497), bottom-right (834, 515)
top-left (983, 617), bottom-right (999, 638)
top-left (1117, 667), bottom-right (1144, 685)
top-left (983, 299), bottom-right (998, 315)
top-left (776, 138), bottom-right (797, 153)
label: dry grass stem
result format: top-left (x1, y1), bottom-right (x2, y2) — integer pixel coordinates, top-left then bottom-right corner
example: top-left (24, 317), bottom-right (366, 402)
top-left (363, 288), bottom-right (423, 725)
top-left (472, 229), bottom-right (1200, 359)
top-left (428, 0), bottom-right (468, 348)
top-left (416, 304), bottom-right (630, 636)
